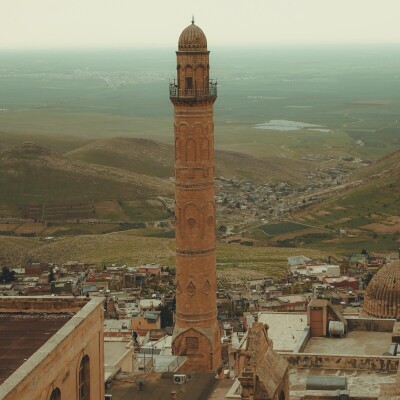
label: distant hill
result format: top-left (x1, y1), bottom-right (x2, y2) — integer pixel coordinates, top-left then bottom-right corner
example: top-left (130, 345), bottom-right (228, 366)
top-left (0, 142), bottom-right (173, 217)
top-left (66, 137), bottom-right (310, 184)
top-left (352, 149), bottom-right (400, 180)
top-left (66, 138), bottom-right (173, 177)
top-left (294, 149), bottom-right (400, 238)
top-left (0, 138), bottom-right (311, 221)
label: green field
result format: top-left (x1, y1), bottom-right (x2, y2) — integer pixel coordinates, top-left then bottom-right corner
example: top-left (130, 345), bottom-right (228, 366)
top-left (259, 222), bottom-right (309, 235)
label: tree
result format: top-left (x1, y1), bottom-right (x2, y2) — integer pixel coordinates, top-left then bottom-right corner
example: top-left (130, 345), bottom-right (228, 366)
top-left (218, 225), bottom-right (227, 233)
top-left (0, 267), bottom-right (16, 283)
top-left (48, 268), bottom-right (55, 283)
top-left (362, 271), bottom-right (374, 288)
top-left (158, 305), bottom-right (173, 328)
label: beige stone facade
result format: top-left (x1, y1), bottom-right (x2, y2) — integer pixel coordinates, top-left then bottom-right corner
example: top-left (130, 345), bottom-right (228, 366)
top-left (0, 296), bottom-right (105, 400)
top-left (170, 21), bottom-right (221, 372)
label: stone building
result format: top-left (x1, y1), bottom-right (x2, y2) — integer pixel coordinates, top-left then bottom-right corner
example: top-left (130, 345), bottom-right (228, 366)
top-left (0, 296), bottom-right (104, 400)
top-left (363, 260), bottom-right (400, 318)
top-left (170, 19), bottom-right (221, 372)
top-left (237, 320), bottom-right (290, 400)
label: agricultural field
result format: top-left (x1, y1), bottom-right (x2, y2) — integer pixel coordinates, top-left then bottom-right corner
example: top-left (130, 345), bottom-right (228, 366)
top-left (258, 221), bottom-right (313, 236)
top-left (119, 199), bottom-right (171, 221)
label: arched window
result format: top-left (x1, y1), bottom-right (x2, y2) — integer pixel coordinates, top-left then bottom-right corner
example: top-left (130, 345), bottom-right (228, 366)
top-left (279, 390), bottom-right (285, 400)
top-left (185, 66), bottom-right (193, 91)
top-left (49, 388), bottom-right (61, 400)
top-left (79, 355), bottom-right (90, 400)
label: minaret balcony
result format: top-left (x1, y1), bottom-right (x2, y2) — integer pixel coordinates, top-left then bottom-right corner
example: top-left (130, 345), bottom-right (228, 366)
top-left (169, 81), bottom-right (217, 103)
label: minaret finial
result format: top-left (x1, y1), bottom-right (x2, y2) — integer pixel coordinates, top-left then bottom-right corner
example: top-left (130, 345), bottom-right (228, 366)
top-left (192, 15), bottom-right (195, 24)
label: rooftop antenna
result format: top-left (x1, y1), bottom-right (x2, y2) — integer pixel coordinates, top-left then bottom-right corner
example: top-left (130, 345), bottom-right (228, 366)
top-left (192, 15), bottom-right (195, 24)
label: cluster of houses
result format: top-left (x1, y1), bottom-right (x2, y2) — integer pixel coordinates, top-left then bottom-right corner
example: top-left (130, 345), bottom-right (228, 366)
top-left (0, 250), bottom-right (390, 325)
top-left (0, 261), bottom-right (172, 296)
top-left (215, 178), bottom-right (301, 219)
top-left (215, 160), bottom-right (356, 220)
top-left (0, 248), bottom-right (393, 384)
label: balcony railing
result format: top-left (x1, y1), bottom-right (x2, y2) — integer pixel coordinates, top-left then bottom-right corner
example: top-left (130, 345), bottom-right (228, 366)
top-left (169, 81), bottom-right (217, 102)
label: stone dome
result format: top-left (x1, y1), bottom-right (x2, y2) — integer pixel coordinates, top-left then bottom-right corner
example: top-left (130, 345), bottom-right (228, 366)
top-left (363, 260), bottom-right (400, 318)
top-left (178, 20), bottom-right (207, 51)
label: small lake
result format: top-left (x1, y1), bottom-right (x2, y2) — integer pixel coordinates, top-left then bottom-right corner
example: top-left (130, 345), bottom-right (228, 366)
top-left (254, 120), bottom-right (331, 132)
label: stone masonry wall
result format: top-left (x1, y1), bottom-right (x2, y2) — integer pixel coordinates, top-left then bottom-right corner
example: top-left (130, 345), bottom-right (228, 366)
top-left (284, 353), bottom-right (399, 372)
top-left (346, 317), bottom-right (395, 332)
top-left (0, 296), bottom-right (88, 313)
top-left (0, 297), bottom-right (104, 400)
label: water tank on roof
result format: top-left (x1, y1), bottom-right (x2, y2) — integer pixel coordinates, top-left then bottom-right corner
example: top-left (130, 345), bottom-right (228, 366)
top-left (306, 376), bottom-right (348, 391)
top-left (174, 374), bottom-right (188, 384)
top-left (329, 321), bottom-right (345, 337)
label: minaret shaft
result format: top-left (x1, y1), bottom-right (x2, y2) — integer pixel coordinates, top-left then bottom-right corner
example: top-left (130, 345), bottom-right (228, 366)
top-left (170, 22), bottom-right (221, 372)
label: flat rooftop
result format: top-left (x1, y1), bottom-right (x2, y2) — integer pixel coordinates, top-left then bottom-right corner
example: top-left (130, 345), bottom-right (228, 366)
top-left (258, 313), bottom-right (308, 352)
top-left (105, 341), bottom-right (131, 367)
top-left (0, 313), bottom-right (72, 384)
top-left (303, 331), bottom-right (393, 356)
top-left (108, 371), bottom-right (217, 400)
top-left (289, 367), bottom-right (397, 400)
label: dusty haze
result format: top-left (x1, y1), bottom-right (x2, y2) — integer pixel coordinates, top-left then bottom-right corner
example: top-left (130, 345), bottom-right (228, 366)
top-left (0, 0), bottom-right (400, 49)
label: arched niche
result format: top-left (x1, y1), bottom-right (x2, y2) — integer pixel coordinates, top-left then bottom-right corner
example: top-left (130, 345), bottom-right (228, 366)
top-left (186, 139), bottom-right (196, 162)
top-left (175, 138), bottom-right (180, 161)
top-left (206, 122), bottom-right (213, 135)
top-left (195, 64), bottom-right (205, 90)
top-left (178, 122), bottom-right (189, 136)
top-left (203, 201), bottom-right (215, 238)
top-left (184, 203), bottom-right (200, 238)
top-left (49, 388), bottom-right (61, 400)
top-left (200, 138), bottom-right (209, 161)
top-left (194, 124), bottom-right (203, 135)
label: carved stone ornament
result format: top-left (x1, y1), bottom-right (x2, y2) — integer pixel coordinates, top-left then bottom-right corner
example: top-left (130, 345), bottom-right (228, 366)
top-left (187, 218), bottom-right (196, 228)
top-left (202, 279), bottom-right (211, 294)
top-left (187, 281), bottom-right (196, 296)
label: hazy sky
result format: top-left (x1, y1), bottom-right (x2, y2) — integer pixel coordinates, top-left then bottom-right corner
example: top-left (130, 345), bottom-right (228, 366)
top-left (1, 0), bottom-right (400, 49)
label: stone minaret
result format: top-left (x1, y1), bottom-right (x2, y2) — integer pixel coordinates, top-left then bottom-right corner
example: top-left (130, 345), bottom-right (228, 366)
top-left (169, 19), bottom-right (221, 372)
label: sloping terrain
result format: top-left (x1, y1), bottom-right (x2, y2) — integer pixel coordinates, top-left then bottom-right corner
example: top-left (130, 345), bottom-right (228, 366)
top-left (293, 150), bottom-right (400, 244)
top-left (66, 137), bottom-right (310, 184)
top-left (352, 149), bottom-right (400, 180)
top-left (66, 137), bottom-right (173, 177)
top-left (0, 142), bottom-right (173, 214)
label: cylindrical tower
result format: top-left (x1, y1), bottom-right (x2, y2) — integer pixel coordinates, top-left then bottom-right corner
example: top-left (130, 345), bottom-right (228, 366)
top-left (363, 261), bottom-right (400, 318)
top-left (170, 19), bottom-right (221, 372)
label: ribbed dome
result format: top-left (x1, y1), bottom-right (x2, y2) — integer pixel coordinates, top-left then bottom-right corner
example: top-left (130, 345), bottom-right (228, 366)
top-left (363, 261), bottom-right (400, 318)
top-left (178, 21), bottom-right (207, 51)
